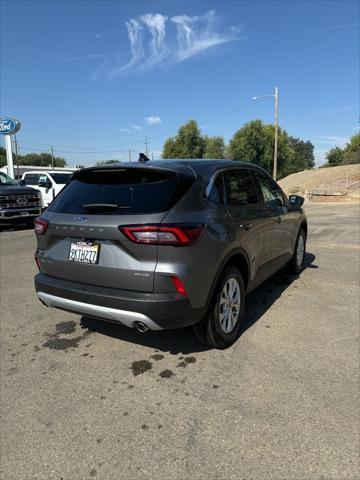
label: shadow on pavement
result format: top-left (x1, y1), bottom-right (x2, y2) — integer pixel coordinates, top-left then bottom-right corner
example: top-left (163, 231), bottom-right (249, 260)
top-left (80, 252), bottom-right (318, 355)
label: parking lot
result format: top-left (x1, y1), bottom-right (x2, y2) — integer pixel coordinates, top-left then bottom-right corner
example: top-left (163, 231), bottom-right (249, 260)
top-left (1, 202), bottom-right (359, 480)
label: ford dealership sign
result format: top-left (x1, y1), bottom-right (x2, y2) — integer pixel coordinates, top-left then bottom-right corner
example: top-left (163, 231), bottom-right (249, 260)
top-left (0, 117), bottom-right (21, 135)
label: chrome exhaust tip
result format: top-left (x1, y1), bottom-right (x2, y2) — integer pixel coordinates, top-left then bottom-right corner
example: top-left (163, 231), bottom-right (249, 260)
top-left (134, 321), bottom-right (149, 333)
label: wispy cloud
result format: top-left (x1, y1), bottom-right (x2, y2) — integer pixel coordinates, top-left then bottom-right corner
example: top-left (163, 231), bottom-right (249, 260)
top-left (130, 124), bottom-right (142, 130)
top-left (120, 128), bottom-right (131, 133)
top-left (60, 54), bottom-right (105, 63)
top-left (172, 10), bottom-right (238, 61)
top-left (325, 22), bottom-right (360, 31)
top-left (316, 105), bottom-right (355, 116)
top-left (145, 115), bottom-right (161, 125)
top-left (106, 10), bottom-right (241, 78)
top-left (317, 136), bottom-right (349, 146)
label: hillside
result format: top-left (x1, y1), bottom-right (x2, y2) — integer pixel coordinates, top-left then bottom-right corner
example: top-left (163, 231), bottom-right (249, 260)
top-left (279, 164), bottom-right (360, 201)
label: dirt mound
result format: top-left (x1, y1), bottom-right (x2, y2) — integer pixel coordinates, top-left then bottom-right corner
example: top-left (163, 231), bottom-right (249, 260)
top-left (279, 164), bottom-right (360, 201)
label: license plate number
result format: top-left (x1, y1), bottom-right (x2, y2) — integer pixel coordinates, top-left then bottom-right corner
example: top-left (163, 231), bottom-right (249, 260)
top-left (68, 241), bottom-right (99, 264)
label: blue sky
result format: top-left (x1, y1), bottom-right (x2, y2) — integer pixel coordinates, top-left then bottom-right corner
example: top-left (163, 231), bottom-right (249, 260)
top-left (1, 0), bottom-right (359, 167)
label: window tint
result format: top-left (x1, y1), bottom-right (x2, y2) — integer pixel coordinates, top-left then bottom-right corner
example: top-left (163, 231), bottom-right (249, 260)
top-left (49, 173), bottom-right (72, 184)
top-left (23, 174), bottom-right (40, 185)
top-left (223, 169), bottom-right (260, 208)
top-left (253, 172), bottom-right (284, 207)
top-left (207, 173), bottom-right (224, 204)
top-left (48, 168), bottom-right (193, 215)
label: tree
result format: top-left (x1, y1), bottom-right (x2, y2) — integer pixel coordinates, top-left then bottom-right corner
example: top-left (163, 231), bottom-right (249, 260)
top-left (342, 133), bottom-right (360, 164)
top-left (204, 136), bottom-right (225, 158)
top-left (289, 137), bottom-right (315, 172)
top-left (0, 147), bottom-right (6, 168)
top-left (162, 120), bottom-right (205, 158)
top-left (96, 159), bottom-right (120, 165)
top-left (325, 146), bottom-right (344, 166)
top-left (227, 120), bottom-right (296, 178)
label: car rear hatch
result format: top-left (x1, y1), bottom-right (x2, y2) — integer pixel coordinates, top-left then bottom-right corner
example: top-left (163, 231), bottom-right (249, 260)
top-left (36, 165), bottom-right (194, 292)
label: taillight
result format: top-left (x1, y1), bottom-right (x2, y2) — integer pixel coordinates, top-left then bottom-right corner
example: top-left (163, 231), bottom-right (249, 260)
top-left (171, 276), bottom-right (187, 296)
top-left (119, 224), bottom-right (204, 246)
top-left (34, 217), bottom-right (49, 235)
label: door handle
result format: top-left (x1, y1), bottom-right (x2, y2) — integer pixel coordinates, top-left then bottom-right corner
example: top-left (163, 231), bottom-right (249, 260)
top-left (273, 216), bottom-right (282, 224)
top-left (239, 222), bottom-right (253, 231)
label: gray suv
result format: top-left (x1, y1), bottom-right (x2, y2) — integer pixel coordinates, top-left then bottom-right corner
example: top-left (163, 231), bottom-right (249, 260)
top-left (34, 160), bottom-right (307, 348)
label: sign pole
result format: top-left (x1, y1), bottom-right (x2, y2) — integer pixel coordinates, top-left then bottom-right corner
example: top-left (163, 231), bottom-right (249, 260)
top-left (4, 135), bottom-right (14, 179)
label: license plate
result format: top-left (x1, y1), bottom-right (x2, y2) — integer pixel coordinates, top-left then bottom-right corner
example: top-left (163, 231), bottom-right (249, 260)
top-left (20, 211), bottom-right (29, 217)
top-left (68, 241), bottom-right (99, 264)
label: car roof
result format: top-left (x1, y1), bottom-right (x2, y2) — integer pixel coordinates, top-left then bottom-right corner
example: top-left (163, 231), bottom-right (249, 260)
top-left (82, 159), bottom-right (268, 183)
top-left (24, 171), bottom-right (73, 174)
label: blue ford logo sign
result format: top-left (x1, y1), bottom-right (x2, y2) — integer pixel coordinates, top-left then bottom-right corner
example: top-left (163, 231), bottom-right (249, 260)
top-left (0, 117), bottom-right (21, 135)
top-left (74, 217), bottom-right (88, 222)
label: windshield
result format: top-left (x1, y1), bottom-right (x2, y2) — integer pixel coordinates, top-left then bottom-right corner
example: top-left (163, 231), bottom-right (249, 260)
top-left (0, 172), bottom-right (18, 186)
top-left (49, 173), bottom-right (72, 184)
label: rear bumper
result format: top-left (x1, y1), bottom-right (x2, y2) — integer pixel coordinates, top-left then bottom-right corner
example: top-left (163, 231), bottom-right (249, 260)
top-left (34, 273), bottom-right (205, 330)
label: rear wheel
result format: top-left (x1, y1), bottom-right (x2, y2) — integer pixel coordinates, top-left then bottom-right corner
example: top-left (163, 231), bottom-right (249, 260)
top-left (288, 229), bottom-right (306, 274)
top-left (194, 266), bottom-right (245, 349)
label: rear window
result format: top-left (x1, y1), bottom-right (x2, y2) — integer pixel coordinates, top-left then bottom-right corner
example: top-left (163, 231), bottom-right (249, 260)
top-left (48, 168), bottom-right (193, 215)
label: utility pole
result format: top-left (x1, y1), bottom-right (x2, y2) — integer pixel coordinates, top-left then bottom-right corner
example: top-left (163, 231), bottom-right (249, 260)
top-left (144, 136), bottom-right (150, 156)
top-left (251, 86), bottom-right (279, 180)
top-left (50, 145), bottom-right (54, 169)
top-left (14, 134), bottom-right (20, 179)
top-left (128, 149), bottom-right (132, 162)
top-left (273, 86), bottom-right (279, 181)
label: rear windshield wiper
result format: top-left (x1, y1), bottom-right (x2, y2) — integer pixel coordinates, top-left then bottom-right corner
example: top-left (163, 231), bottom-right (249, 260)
top-left (82, 203), bottom-right (131, 213)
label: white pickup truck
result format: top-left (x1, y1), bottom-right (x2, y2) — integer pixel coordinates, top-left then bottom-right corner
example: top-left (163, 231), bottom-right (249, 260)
top-left (21, 171), bottom-right (73, 207)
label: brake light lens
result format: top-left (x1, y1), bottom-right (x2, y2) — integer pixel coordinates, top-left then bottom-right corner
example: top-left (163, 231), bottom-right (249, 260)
top-left (34, 217), bottom-right (49, 235)
top-left (119, 224), bottom-right (204, 246)
top-left (171, 276), bottom-right (187, 296)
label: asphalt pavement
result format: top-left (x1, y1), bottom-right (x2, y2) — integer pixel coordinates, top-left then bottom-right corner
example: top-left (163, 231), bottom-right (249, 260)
top-left (0, 202), bottom-right (359, 480)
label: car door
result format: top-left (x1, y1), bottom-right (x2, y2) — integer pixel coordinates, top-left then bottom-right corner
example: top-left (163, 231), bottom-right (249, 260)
top-left (223, 168), bottom-right (272, 288)
top-left (251, 170), bottom-right (294, 273)
top-left (40, 174), bottom-right (55, 206)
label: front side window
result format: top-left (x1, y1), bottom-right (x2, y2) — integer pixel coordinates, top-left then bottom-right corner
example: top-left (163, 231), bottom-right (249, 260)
top-left (223, 169), bottom-right (260, 209)
top-left (253, 172), bottom-right (284, 207)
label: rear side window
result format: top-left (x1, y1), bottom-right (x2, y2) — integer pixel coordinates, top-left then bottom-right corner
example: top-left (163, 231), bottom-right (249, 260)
top-left (207, 173), bottom-right (225, 204)
top-left (48, 168), bottom-right (193, 215)
top-left (224, 169), bottom-right (260, 207)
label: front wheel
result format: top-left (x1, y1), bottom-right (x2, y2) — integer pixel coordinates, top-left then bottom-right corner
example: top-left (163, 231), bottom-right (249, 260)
top-left (193, 266), bottom-right (245, 349)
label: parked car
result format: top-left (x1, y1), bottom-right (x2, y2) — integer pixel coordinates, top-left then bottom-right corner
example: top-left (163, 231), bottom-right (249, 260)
top-left (0, 171), bottom-right (42, 226)
top-left (21, 170), bottom-right (73, 207)
top-left (34, 160), bottom-right (307, 348)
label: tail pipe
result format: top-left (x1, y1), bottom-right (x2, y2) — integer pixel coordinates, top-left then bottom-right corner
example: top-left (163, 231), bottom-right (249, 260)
top-left (134, 321), bottom-right (149, 333)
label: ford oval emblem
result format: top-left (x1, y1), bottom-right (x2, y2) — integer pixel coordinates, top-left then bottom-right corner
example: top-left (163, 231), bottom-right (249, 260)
top-left (74, 217), bottom-right (88, 222)
top-left (0, 117), bottom-right (21, 136)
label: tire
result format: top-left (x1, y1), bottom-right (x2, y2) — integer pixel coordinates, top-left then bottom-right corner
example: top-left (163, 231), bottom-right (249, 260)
top-left (288, 229), bottom-right (306, 274)
top-left (25, 219), bottom-right (35, 229)
top-left (193, 266), bottom-right (245, 349)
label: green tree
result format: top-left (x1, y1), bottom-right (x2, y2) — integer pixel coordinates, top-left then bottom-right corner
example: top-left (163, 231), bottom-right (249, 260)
top-left (342, 133), bottom-right (360, 164)
top-left (289, 137), bottom-right (315, 172)
top-left (162, 120), bottom-right (205, 158)
top-left (227, 120), bottom-right (296, 178)
top-left (19, 152), bottom-right (66, 167)
top-left (203, 136), bottom-right (225, 158)
top-left (325, 146), bottom-right (344, 167)
top-left (96, 159), bottom-right (120, 165)
top-left (0, 147), bottom-right (6, 168)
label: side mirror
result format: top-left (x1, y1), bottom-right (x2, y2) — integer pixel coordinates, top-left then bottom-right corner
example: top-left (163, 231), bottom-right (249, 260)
top-left (288, 194), bottom-right (304, 207)
top-left (38, 180), bottom-right (48, 188)
top-left (19, 179), bottom-right (26, 186)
